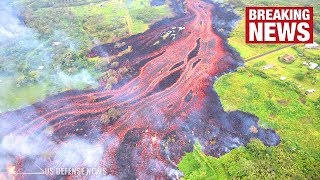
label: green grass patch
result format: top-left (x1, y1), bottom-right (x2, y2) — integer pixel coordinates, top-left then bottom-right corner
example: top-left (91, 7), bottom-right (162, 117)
top-left (245, 46), bottom-right (320, 100)
top-left (0, 78), bottom-right (50, 112)
top-left (70, 0), bottom-right (173, 43)
top-left (228, 19), bottom-right (283, 60)
top-left (180, 1), bottom-right (320, 177)
top-left (179, 68), bottom-right (320, 179)
top-left (178, 142), bottom-right (228, 179)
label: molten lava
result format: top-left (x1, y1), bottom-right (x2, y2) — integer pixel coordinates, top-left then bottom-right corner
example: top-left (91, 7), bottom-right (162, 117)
top-left (0, 0), bottom-right (280, 179)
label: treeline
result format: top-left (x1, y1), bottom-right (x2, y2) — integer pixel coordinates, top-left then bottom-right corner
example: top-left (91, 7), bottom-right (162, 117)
top-left (20, 0), bottom-right (107, 9)
top-left (179, 66), bottom-right (320, 179)
top-left (179, 139), bottom-right (320, 179)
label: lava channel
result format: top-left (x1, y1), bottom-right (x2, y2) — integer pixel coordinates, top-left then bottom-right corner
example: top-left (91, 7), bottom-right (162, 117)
top-left (0, 0), bottom-right (280, 179)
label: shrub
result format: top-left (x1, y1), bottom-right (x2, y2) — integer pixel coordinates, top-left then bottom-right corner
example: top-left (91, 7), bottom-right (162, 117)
top-left (100, 107), bottom-right (121, 125)
top-left (294, 72), bottom-right (305, 81)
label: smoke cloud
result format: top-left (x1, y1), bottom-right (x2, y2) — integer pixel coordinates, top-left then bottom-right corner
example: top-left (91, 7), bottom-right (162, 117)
top-left (0, 0), bottom-right (103, 177)
top-left (0, 0), bottom-right (99, 112)
top-left (0, 1), bottom-right (27, 42)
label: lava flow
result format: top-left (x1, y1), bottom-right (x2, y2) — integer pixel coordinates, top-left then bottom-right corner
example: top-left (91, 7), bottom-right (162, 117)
top-left (0, 0), bottom-right (280, 179)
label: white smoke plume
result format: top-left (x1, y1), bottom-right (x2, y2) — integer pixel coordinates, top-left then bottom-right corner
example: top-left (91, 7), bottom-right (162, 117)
top-left (0, 0), bottom-right (27, 42)
top-left (0, 0), bottom-right (99, 112)
top-left (0, 0), bottom-right (103, 177)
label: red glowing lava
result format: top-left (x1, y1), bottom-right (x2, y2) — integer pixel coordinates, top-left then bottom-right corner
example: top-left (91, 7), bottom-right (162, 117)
top-left (0, 0), bottom-right (279, 179)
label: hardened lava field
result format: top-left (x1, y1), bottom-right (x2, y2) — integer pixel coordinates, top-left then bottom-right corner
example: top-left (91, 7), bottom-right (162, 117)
top-left (0, 0), bottom-right (280, 179)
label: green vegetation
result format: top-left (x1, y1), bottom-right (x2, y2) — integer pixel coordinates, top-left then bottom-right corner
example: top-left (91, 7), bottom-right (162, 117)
top-left (179, 0), bottom-right (320, 178)
top-left (0, 0), bottom-right (173, 112)
top-left (245, 45), bottom-right (320, 100)
top-left (179, 68), bottom-right (320, 179)
top-left (227, 0), bottom-right (320, 17)
top-left (227, 0), bottom-right (320, 100)
top-left (178, 142), bottom-right (228, 179)
top-left (24, 0), bottom-right (173, 46)
top-left (228, 19), bottom-right (282, 60)
top-left (227, 0), bottom-right (320, 60)
top-left (70, 0), bottom-right (173, 40)
top-left (0, 78), bottom-right (50, 111)
top-left (100, 107), bottom-right (121, 125)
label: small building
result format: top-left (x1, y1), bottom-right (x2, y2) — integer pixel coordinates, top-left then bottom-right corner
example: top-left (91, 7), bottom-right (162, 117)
top-left (309, 62), bottom-right (319, 69)
top-left (280, 76), bottom-right (286, 81)
top-left (280, 54), bottom-right (295, 64)
top-left (170, 34), bottom-right (176, 40)
top-left (249, 125), bottom-right (258, 134)
top-left (305, 42), bottom-right (319, 49)
top-left (52, 42), bottom-right (61, 46)
top-left (262, 64), bottom-right (273, 70)
top-left (178, 26), bottom-right (186, 31)
top-left (306, 89), bottom-right (316, 94)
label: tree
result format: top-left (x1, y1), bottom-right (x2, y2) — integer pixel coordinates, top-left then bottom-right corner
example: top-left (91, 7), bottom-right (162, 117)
top-left (108, 76), bottom-right (118, 85)
top-left (294, 72), bottom-right (305, 81)
top-left (29, 70), bottom-right (40, 82)
top-left (88, 95), bottom-right (97, 103)
top-left (110, 61), bottom-right (119, 69)
top-left (118, 67), bottom-right (129, 75)
top-left (16, 75), bottom-right (27, 87)
top-left (100, 112), bottom-right (111, 125)
top-left (100, 107), bottom-right (121, 125)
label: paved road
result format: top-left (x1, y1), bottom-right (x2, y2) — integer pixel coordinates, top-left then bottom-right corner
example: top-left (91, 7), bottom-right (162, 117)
top-left (244, 43), bottom-right (296, 62)
top-left (244, 35), bottom-right (318, 62)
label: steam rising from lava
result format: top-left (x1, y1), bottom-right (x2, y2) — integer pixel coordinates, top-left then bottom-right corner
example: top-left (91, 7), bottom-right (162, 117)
top-left (0, 0), bottom-right (280, 179)
top-left (0, 0), bottom-right (98, 113)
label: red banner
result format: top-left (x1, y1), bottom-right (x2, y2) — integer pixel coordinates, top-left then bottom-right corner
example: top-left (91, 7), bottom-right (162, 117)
top-left (246, 7), bottom-right (313, 43)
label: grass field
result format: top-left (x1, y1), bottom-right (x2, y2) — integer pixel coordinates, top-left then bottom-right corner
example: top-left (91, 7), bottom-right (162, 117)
top-left (227, 0), bottom-right (320, 100)
top-left (228, 19), bottom-right (282, 60)
top-left (70, 0), bottom-right (173, 39)
top-left (227, 0), bottom-right (320, 60)
top-left (179, 0), bottom-right (320, 178)
top-left (0, 78), bottom-right (49, 112)
top-left (179, 69), bottom-right (320, 179)
top-left (246, 45), bottom-right (320, 100)
top-left (29, 0), bottom-right (173, 45)
top-left (0, 72), bottom-right (99, 112)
